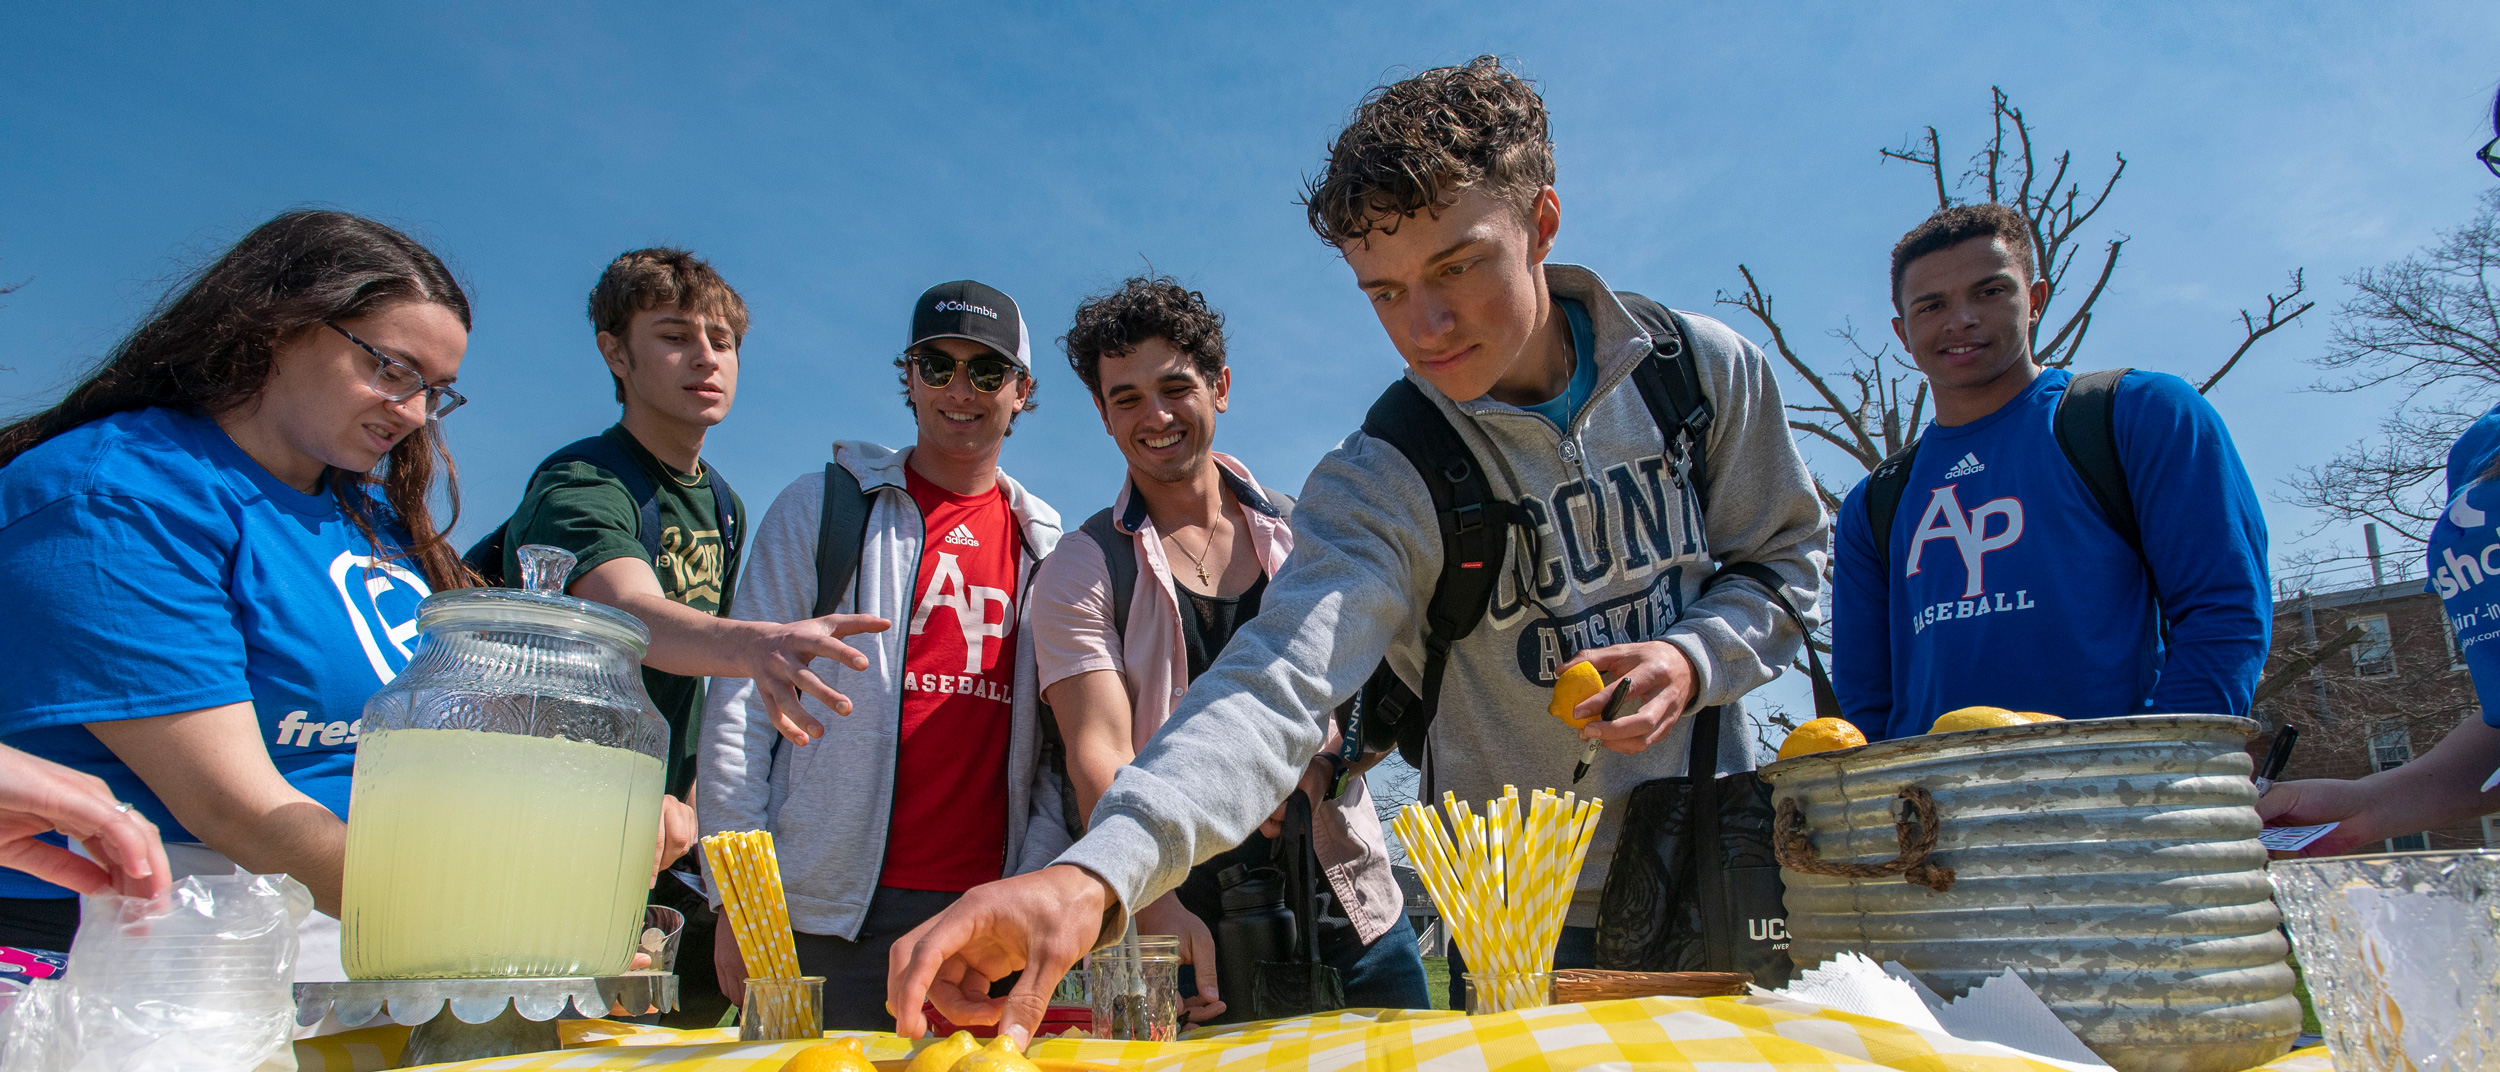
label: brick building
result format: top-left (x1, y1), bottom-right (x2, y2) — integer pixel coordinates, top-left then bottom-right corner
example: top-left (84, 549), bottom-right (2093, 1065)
top-left (2251, 576), bottom-right (2489, 852)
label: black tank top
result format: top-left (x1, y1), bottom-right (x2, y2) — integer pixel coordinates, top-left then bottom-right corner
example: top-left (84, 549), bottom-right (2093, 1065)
top-left (1176, 571), bottom-right (1269, 681)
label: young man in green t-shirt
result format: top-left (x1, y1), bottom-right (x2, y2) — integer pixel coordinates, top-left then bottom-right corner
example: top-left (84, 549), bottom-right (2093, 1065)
top-left (498, 248), bottom-right (891, 1021)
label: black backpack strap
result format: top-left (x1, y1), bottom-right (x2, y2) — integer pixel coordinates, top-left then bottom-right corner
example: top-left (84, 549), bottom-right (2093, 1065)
top-left (1081, 507), bottom-right (1137, 640)
top-left (1703, 563), bottom-right (1839, 723)
top-left (1359, 379), bottom-right (1519, 767)
top-left (1863, 440), bottom-right (1924, 559)
top-left (703, 466), bottom-right (742, 609)
top-left (709, 467), bottom-right (741, 561)
top-left (2054, 369), bottom-right (2144, 566)
top-left (813, 463), bottom-right (871, 618)
top-left (461, 434), bottom-right (661, 587)
top-left (1615, 292), bottom-right (1717, 503)
top-left (2054, 368), bottom-right (2161, 639)
top-left (564, 434), bottom-right (664, 563)
top-left (1686, 702), bottom-right (1734, 971)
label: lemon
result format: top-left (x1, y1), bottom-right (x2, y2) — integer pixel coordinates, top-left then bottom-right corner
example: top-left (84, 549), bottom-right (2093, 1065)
top-left (2012, 711), bottom-right (2065, 724)
top-left (952, 1035), bottom-right (1040, 1072)
top-left (783, 1037), bottom-right (874, 1072)
top-left (1775, 717), bottom-right (1868, 761)
top-left (905, 1031), bottom-right (980, 1072)
top-left (1929, 705), bottom-right (2032, 733)
top-left (1548, 661), bottom-right (1606, 729)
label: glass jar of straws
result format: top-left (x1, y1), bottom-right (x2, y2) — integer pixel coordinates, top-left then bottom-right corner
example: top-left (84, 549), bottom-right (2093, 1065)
top-left (1087, 934), bottom-right (1179, 1041)
top-left (1464, 971), bottom-right (1554, 1016)
top-left (1393, 787), bottom-right (1603, 1017)
top-left (704, 830), bottom-right (817, 1038)
top-left (741, 975), bottom-right (824, 1041)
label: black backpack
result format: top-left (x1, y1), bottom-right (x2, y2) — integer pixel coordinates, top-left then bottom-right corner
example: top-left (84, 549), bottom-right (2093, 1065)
top-left (1350, 292), bottom-right (1763, 768)
top-left (461, 434), bottom-right (742, 592)
top-left (1859, 368), bottom-right (2149, 606)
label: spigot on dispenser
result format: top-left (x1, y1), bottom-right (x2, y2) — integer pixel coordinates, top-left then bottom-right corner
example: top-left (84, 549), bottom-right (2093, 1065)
top-left (517, 544), bottom-right (578, 595)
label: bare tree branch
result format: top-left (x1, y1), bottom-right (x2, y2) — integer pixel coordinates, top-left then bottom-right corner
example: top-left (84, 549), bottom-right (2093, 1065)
top-left (2036, 238), bottom-right (2124, 367)
top-left (2293, 191), bottom-right (2500, 552)
top-left (1880, 126), bottom-right (1952, 211)
top-left (2200, 270), bottom-right (2315, 393)
top-left (2251, 624), bottom-right (2364, 705)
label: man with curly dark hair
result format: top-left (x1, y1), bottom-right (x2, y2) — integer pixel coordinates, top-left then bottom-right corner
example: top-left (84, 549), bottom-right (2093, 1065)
top-left (889, 57), bottom-right (1829, 1041)
top-left (1033, 277), bottom-right (1428, 1021)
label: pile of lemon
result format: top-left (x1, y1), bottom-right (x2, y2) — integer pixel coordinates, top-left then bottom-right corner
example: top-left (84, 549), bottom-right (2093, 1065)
top-left (1773, 706), bottom-right (2065, 762)
top-left (1541, 666), bottom-right (2064, 765)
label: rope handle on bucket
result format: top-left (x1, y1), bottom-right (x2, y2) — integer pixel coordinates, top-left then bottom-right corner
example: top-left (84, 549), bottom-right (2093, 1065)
top-left (1773, 785), bottom-right (1957, 893)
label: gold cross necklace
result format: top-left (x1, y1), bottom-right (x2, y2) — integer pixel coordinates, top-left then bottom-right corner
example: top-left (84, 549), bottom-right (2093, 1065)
top-left (1172, 524), bottom-right (1217, 587)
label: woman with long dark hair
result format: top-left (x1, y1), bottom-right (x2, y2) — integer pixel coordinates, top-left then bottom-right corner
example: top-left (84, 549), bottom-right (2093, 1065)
top-left (0, 210), bottom-right (472, 981)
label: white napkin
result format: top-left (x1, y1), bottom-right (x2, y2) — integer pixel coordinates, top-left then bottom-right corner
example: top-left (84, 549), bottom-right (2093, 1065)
top-left (1760, 953), bottom-right (2114, 1071)
top-left (1919, 966), bottom-right (2114, 1070)
top-left (1758, 952), bottom-right (1943, 1031)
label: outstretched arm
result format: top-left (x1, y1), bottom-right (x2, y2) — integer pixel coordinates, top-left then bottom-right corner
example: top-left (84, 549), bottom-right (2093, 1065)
top-left (888, 433), bottom-right (1439, 1041)
top-left (2261, 715), bottom-right (2500, 855)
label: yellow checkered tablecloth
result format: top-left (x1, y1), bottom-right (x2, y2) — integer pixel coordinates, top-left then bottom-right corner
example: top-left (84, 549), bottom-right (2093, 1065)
top-left (292, 999), bottom-right (2339, 1072)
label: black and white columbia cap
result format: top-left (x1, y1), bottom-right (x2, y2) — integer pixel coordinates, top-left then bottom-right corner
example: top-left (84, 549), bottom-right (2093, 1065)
top-left (909, 279), bottom-right (1031, 371)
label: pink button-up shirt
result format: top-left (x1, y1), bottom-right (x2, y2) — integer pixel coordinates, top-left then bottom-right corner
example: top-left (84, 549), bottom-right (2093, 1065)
top-left (1031, 453), bottom-right (1404, 942)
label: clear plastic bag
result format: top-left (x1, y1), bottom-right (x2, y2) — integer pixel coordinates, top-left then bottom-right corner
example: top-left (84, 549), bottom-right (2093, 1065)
top-left (0, 870), bottom-right (311, 1072)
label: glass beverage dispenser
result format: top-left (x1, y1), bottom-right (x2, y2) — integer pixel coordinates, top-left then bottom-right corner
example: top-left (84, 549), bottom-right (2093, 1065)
top-left (340, 546), bottom-right (668, 979)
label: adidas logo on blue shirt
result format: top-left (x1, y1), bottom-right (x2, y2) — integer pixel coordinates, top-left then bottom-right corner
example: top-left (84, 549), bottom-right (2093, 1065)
top-left (1942, 452), bottom-right (1985, 479)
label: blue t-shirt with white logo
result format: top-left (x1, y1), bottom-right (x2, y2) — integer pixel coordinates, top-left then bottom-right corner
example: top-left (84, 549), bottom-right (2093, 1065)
top-left (0, 407), bottom-right (430, 898)
top-left (1832, 368), bottom-right (2271, 742)
top-left (2425, 402), bottom-right (2500, 727)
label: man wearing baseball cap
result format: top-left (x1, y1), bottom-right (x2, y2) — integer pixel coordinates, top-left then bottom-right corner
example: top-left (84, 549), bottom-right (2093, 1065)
top-left (698, 280), bottom-right (1072, 1030)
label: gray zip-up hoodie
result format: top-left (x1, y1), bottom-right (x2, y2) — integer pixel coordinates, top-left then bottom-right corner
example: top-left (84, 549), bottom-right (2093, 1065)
top-left (698, 440), bottom-right (1072, 939)
top-left (1061, 264), bottom-right (1829, 927)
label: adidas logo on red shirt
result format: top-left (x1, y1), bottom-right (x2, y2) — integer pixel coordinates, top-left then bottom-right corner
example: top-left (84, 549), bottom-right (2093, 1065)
top-left (943, 524), bottom-right (980, 547)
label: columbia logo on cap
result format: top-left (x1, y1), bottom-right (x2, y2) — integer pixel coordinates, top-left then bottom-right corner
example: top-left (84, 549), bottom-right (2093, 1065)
top-left (935, 300), bottom-right (999, 320)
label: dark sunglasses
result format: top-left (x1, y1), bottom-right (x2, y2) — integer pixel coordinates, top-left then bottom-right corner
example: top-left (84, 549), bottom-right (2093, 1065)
top-left (908, 350), bottom-right (1021, 393)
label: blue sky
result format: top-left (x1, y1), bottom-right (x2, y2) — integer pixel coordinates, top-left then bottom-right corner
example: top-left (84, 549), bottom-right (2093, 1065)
top-left (4, 4), bottom-right (2496, 721)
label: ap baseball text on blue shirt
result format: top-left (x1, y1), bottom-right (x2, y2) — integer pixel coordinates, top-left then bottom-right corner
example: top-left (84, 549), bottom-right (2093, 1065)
top-left (1832, 368), bottom-right (2271, 742)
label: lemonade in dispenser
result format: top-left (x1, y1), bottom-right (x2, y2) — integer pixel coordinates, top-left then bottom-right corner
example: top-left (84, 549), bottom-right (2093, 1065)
top-left (340, 545), bottom-right (668, 979)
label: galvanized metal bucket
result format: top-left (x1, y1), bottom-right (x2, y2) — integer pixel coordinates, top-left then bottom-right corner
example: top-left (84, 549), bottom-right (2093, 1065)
top-left (1760, 714), bottom-right (2301, 1072)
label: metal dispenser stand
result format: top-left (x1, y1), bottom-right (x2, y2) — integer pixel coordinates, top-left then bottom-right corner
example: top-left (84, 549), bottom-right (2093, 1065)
top-left (293, 974), bottom-right (678, 1068)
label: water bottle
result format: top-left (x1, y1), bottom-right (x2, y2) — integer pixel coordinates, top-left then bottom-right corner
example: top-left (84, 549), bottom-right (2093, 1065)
top-left (1211, 864), bottom-right (1293, 1024)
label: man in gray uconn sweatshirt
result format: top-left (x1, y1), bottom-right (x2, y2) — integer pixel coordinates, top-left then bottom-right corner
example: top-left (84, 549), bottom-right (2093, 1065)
top-left (890, 57), bottom-right (1828, 1043)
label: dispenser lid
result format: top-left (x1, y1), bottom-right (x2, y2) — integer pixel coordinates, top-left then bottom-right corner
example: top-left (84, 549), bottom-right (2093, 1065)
top-left (416, 544), bottom-right (651, 655)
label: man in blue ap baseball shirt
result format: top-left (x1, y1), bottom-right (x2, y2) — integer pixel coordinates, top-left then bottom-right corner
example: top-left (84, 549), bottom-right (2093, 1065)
top-left (1832, 203), bottom-right (2271, 741)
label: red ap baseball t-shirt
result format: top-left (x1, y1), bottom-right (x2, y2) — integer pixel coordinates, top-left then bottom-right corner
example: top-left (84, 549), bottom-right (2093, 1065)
top-left (880, 466), bottom-right (1022, 890)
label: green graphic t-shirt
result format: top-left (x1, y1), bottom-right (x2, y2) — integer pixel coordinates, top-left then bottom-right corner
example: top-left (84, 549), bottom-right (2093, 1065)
top-left (503, 425), bottom-right (743, 795)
